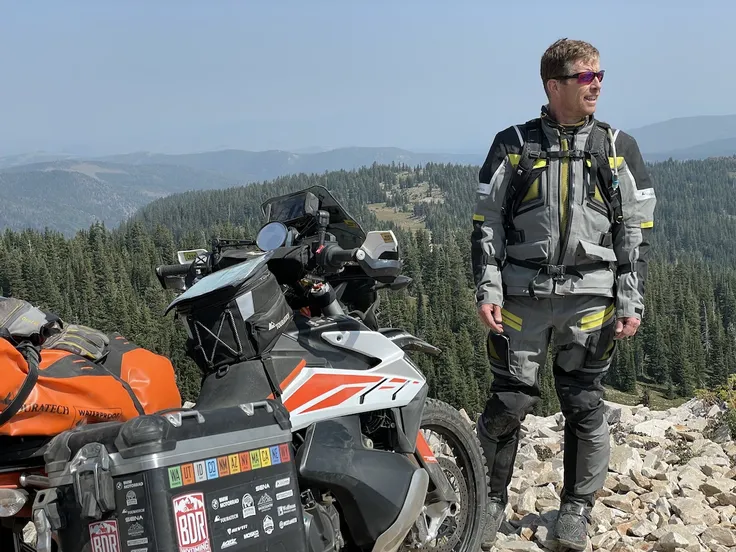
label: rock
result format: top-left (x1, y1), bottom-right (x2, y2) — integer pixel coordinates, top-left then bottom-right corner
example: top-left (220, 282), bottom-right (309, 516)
top-left (700, 477), bottom-right (736, 496)
top-left (495, 540), bottom-right (543, 551)
top-left (629, 520), bottom-right (657, 538)
top-left (591, 530), bottom-right (621, 550)
top-left (602, 492), bottom-right (639, 514)
top-left (639, 491), bottom-right (660, 505)
top-left (630, 471), bottom-right (653, 490)
top-left (633, 419), bottom-right (672, 439)
top-left (715, 491), bottom-right (736, 507)
top-left (519, 526), bottom-right (534, 541)
top-left (617, 476), bottom-right (646, 493)
top-left (610, 444), bottom-right (644, 475)
top-left (657, 526), bottom-right (701, 552)
top-left (710, 422), bottom-right (732, 444)
top-left (701, 464), bottom-right (726, 477)
top-left (517, 487), bottom-right (538, 515)
top-left (668, 497), bottom-right (720, 525)
top-left (700, 526), bottom-right (736, 547)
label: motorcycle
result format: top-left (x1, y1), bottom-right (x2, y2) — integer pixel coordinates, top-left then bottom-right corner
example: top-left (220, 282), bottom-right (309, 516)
top-left (0, 185), bottom-right (489, 552)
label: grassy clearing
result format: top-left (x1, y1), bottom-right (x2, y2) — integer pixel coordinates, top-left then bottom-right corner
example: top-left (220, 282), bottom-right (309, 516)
top-left (368, 202), bottom-right (427, 231)
top-left (603, 381), bottom-right (688, 411)
top-left (369, 181), bottom-right (445, 231)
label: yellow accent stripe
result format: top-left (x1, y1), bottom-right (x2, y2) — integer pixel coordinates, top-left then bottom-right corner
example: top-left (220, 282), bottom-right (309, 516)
top-left (641, 221), bottom-right (653, 229)
top-left (601, 338), bottom-right (615, 361)
top-left (507, 154), bottom-right (546, 169)
top-left (472, 213), bottom-right (485, 222)
top-left (587, 157), bottom-right (624, 169)
top-left (501, 308), bottom-right (523, 332)
top-left (609, 156), bottom-right (624, 169)
top-left (560, 138), bottom-right (569, 241)
top-left (593, 184), bottom-right (603, 203)
top-left (488, 340), bottom-right (501, 361)
top-left (580, 304), bottom-right (616, 331)
top-left (502, 317), bottom-right (522, 332)
top-left (522, 180), bottom-right (539, 202)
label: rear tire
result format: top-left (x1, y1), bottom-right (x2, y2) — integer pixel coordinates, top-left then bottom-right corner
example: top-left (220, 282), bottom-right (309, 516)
top-left (402, 398), bottom-right (489, 552)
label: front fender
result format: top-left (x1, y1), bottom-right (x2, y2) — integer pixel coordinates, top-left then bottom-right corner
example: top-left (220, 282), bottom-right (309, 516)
top-left (378, 329), bottom-right (442, 357)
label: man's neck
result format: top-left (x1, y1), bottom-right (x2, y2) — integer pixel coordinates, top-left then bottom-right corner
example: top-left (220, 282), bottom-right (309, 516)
top-left (544, 104), bottom-right (588, 127)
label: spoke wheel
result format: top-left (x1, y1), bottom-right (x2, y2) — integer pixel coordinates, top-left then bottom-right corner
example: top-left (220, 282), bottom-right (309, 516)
top-left (401, 399), bottom-right (489, 552)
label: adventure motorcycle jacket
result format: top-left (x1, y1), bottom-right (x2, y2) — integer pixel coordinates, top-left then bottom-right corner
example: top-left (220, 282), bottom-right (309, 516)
top-left (471, 106), bottom-right (656, 320)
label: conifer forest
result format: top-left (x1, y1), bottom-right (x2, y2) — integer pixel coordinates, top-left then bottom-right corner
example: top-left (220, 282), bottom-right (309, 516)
top-left (2, 156), bottom-right (736, 417)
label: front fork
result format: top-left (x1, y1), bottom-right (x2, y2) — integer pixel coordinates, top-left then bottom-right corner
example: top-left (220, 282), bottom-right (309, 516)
top-left (408, 431), bottom-right (460, 545)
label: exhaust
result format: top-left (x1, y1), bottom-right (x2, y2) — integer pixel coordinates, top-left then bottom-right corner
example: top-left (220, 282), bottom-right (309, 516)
top-left (371, 468), bottom-right (429, 552)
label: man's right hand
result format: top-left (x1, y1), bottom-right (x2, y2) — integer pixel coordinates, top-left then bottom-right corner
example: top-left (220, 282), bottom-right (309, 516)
top-left (478, 303), bottom-right (504, 334)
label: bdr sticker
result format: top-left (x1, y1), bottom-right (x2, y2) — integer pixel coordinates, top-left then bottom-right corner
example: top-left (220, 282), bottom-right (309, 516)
top-left (173, 492), bottom-right (212, 552)
top-left (88, 520), bottom-right (121, 552)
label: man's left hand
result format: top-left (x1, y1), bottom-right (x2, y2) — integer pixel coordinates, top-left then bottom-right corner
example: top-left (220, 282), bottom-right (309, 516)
top-left (615, 316), bottom-right (641, 339)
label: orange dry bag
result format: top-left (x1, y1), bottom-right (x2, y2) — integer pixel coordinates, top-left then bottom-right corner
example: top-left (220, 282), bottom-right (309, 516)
top-left (0, 319), bottom-right (182, 437)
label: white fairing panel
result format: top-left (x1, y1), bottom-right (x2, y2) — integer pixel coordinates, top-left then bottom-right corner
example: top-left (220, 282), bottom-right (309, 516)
top-left (282, 330), bottom-right (427, 432)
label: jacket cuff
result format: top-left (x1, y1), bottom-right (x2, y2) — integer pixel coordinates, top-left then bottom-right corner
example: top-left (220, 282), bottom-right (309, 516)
top-left (615, 295), bottom-right (643, 320)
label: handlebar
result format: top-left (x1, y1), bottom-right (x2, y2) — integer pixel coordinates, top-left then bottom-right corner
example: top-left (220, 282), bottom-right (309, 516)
top-left (318, 243), bottom-right (365, 269)
top-left (156, 264), bottom-right (191, 278)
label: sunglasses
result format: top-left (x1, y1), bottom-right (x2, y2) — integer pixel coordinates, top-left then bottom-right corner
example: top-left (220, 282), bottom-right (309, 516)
top-left (555, 70), bottom-right (605, 84)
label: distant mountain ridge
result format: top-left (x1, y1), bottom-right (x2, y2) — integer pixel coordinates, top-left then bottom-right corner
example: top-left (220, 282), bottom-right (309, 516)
top-left (98, 146), bottom-right (483, 181)
top-left (627, 114), bottom-right (736, 161)
top-left (3, 113), bottom-right (736, 235)
top-left (0, 147), bottom-right (483, 235)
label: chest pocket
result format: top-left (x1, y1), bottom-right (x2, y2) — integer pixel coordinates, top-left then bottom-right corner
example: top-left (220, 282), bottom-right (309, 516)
top-left (513, 160), bottom-right (548, 217)
top-left (584, 157), bottom-right (615, 221)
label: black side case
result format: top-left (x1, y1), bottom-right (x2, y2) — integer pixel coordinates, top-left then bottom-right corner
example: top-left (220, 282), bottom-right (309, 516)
top-left (37, 401), bottom-right (308, 552)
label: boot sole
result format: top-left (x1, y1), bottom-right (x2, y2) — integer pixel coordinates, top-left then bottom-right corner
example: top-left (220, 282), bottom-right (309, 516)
top-left (556, 536), bottom-right (587, 551)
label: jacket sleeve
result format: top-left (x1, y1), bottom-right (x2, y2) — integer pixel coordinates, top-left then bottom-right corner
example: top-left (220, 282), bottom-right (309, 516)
top-left (611, 131), bottom-right (656, 320)
top-left (471, 130), bottom-right (514, 307)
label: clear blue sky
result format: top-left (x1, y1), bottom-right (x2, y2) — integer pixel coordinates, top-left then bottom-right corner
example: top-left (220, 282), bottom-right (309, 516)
top-left (1, 0), bottom-right (733, 156)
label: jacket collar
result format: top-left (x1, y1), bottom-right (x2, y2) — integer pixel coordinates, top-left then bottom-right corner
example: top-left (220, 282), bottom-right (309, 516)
top-left (540, 104), bottom-right (592, 133)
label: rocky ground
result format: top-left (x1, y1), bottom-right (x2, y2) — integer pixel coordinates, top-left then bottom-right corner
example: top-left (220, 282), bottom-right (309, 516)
top-left (469, 398), bottom-right (736, 552)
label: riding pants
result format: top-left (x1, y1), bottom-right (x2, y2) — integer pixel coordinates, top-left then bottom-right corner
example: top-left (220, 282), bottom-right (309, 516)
top-left (476, 294), bottom-right (617, 506)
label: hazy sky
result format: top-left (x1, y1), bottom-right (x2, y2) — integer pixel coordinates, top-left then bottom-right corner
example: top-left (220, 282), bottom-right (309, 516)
top-left (1, 0), bottom-right (734, 156)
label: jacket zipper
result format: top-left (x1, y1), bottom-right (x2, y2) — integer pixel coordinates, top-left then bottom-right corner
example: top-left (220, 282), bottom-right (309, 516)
top-left (558, 134), bottom-right (574, 264)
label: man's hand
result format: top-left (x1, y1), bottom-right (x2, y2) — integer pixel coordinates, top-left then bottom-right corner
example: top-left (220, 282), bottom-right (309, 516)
top-left (615, 316), bottom-right (641, 339)
top-left (478, 303), bottom-right (504, 334)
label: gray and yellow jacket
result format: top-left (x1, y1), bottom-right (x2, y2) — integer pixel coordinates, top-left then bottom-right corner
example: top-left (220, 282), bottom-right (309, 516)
top-left (471, 106), bottom-right (656, 319)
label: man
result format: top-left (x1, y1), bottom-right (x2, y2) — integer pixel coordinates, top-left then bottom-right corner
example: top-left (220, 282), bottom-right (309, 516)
top-left (471, 38), bottom-right (655, 550)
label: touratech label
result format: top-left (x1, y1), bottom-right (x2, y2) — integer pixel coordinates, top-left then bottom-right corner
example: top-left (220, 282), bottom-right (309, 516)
top-left (167, 444), bottom-right (291, 489)
top-left (18, 403), bottom-right (71, 415)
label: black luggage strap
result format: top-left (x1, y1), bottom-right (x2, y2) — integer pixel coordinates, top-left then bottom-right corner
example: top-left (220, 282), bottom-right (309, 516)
top-left (505, 257), bottom-right (611, 299)
top-left (0, 342), bottom-right (40, 429)
top-left (261, 354), bottom-right (283, 402)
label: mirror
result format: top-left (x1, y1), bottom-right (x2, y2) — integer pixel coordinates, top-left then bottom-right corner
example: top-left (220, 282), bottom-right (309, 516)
top-left (256, 221), bottom-right (288, 251)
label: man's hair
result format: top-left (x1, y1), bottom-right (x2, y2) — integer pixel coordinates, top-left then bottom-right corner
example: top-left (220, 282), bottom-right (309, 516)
top-left (540, 38), bottom-right (599, 95)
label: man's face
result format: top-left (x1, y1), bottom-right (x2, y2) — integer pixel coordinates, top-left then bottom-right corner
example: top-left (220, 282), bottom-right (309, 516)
top-left (553, 57), bottom-right (602, 120)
